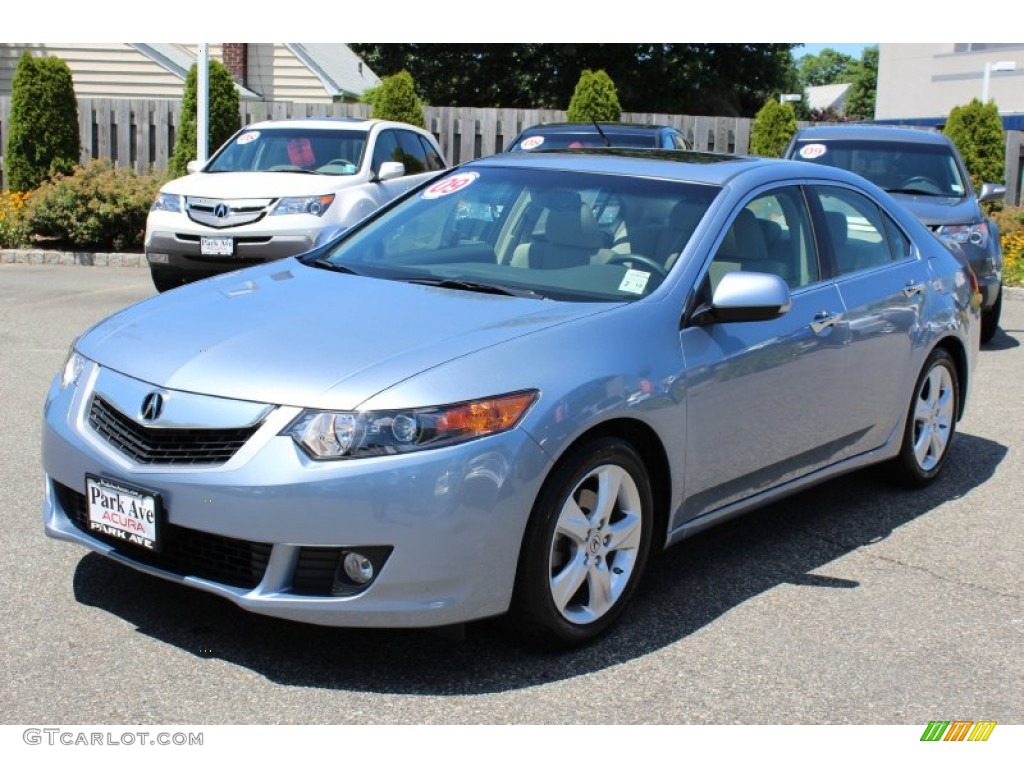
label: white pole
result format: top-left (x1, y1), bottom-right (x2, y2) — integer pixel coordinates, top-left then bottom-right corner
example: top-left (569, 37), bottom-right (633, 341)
top-left (982, 62), bottom-right (992, 103)
top-left (197, 44), bottom-right (210, 162)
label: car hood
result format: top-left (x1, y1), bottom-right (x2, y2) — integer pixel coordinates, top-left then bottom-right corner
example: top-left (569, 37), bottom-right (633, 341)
top-left (160, 171), bottom-right (362, 198)
top-left (76, 261), bottom-right (614, 410)
top-left (888, 193), bottom-right (982, 227)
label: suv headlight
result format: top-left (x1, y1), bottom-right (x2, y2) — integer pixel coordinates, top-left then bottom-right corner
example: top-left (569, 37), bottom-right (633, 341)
top-left (271, 194), bottom-right (335, 217)
top-left (284, 391), bottom-right (538, 460)
top-left (150, 192), bottom-right (181, 213)
top-left (936, 222), bottom-right (989, 248)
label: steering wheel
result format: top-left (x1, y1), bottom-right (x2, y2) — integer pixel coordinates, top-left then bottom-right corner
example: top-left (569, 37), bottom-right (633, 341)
top-left (322, 158), bottom-right (355, 169)
top-left (604, 254), bottom-right (668, 278)
top-left (904, 175), bottom-right (940, 192)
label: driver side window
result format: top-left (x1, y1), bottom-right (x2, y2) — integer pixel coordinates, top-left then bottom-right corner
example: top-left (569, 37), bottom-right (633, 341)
top-left (709, 186), bottom-right (817, 292)
top-left (372, 130), bottom-right (402, 176)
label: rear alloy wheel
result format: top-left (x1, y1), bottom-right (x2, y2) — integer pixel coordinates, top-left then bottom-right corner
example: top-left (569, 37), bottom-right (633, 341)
top-left (893, 348), bottom-right (959, 487)
top-left (980, 284), bottom-right (1002, 344)
top-left (510, 438), bottom-right (653, 647)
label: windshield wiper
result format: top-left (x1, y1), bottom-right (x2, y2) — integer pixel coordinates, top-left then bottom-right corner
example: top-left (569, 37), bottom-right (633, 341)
top-left (265, 168), bottom-right (320, 175)
top-left (884, 187), bottom-right (954, 197)
top-left (405, 277), bottom-right (545, 300)
top-left (310, 257), bottom-right (361, 275)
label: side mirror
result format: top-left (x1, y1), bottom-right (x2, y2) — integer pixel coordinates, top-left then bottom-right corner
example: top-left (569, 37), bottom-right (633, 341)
top-left (186, 160), bottom-right (204, 174)
top-left (376, 161), bottom-right (405, 182)
top-left (978, 182), bottom-right (1006, 203)
top-left (691, 271), bottom-right (792, 326)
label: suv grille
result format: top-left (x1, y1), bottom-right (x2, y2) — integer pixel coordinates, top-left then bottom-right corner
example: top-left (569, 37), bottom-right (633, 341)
top-left (185, 197), bottom-right (273, 229)
top-left (88, 396), bottom-right (260, 466)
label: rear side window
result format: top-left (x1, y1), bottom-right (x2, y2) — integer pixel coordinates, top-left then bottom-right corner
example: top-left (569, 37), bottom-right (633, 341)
top-left (813, 186), bottom-right (909, 275)
top-left (418, 135), bottom-right (446, 171)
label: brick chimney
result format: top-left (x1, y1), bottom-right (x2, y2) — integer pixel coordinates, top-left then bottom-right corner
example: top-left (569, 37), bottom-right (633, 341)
top-left (222, 43), bottom-right (248, 87)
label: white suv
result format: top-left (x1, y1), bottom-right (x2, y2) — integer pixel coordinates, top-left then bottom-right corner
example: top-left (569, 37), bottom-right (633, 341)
top-left (145, 118), bottom-right (447, 292)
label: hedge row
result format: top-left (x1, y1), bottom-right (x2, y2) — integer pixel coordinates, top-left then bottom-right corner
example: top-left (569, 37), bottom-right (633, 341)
top-left (0, 160), bottom-right (165, 251)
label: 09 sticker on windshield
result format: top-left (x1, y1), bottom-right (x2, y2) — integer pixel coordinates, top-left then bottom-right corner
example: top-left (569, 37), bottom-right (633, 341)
top-left (799, 143), bottom-right (827, 159)
top-left (422, 172), bottom-right (480, 199)
top-left (521, 136), bottom-right (545, 150)
top-left (236, 131), bottom-right (260, 145)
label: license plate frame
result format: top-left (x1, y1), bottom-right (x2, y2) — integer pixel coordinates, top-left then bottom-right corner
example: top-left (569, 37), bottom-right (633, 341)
top-left (200, 236), bottom-right (234, 256)
top-left (85, 474), bottom-right (163, 552)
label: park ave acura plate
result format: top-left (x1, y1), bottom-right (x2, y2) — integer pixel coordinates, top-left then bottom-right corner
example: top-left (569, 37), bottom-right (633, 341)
top-left (86, 475), bottom-right (162, 552)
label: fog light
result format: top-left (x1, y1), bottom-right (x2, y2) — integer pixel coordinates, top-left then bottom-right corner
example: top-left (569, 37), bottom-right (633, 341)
top-left (147, 252), bottom-right (170, 264)
top-left (342, 552), bottom-right (374, 584)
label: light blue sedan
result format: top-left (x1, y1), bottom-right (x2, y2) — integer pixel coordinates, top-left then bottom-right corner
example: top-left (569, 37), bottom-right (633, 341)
top-left (42, 148), bottom-right (980, 646)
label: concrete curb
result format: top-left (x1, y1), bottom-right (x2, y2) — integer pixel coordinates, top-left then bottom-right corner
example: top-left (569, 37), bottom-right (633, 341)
top-left (1, 248), bottom-right (146, 268)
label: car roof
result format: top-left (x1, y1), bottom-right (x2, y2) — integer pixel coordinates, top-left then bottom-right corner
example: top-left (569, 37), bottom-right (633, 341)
top-left (519, 122), bottom-right (676, 134)
top-left (468, 147), bottom-right (867, 188)
top-left (244, 117), bottom-right (424, 133)
top-left (792, 124), bottom-right (952, 146)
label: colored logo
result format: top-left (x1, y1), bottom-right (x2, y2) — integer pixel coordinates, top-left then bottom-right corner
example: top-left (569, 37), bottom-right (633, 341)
top-left (920, 721), bottom-right (996, 742)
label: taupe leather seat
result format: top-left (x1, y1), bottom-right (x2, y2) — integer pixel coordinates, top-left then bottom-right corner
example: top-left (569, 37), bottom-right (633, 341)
top-left (511, 194), bottom-right (612, 269)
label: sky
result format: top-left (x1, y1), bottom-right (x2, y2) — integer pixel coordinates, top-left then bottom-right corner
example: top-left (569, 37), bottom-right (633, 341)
top-left (795, 44), bottom-right (875, 60)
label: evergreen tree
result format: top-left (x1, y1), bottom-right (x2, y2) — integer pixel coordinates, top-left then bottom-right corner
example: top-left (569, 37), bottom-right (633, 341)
top-left (845, 46), bottom-right (879, 120)
top-left (566, 69), bottom-right (622, 122)
top-left (371, 71), bottom-right (426, 128)
top-left (943, 98), bottom-right (1006, 191)
top-left (749, 99), bottom-right (797, 158)
top-left (6, 51), bottom-right (80, 192)
top-left (169, 59), bottom-right (241, 178)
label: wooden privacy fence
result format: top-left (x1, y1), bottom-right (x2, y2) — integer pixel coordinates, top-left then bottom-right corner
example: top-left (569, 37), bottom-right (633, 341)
top-left (0, 96), bottom-right (1022, 205)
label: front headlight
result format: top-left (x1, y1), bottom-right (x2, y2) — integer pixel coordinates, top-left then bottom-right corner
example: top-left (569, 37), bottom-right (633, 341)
top-left (284, 391), bottom-right (538, 460)
top-left (271, 194), bottom-right (335, 217)
top-left (60, 347), bottom-right (86, 391)
top-left (150, 192), bottom-right (182, 213)
top-left (936, 222), bottom-right (989, 248)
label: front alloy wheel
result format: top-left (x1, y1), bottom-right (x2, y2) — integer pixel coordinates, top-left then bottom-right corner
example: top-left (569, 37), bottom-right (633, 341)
top-left (511, 438), bottom-right (653, 647)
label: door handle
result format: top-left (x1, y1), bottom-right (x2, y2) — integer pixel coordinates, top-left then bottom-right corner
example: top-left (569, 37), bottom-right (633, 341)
top-left (810, 311), bottom-right (840, 334)
top-left (903, 281), bottom-right (924, 298)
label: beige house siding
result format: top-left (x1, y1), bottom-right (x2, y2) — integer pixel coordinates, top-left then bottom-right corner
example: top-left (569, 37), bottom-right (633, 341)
top-left (876, 43), bottom-right (1024, 120)
top-left (0, 43), bottom-right (185, 98)
top-left (244, 44), bottom-right (331, 103)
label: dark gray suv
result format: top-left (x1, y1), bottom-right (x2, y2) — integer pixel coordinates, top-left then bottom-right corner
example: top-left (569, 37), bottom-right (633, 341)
top-left (785, 125), bottom-right (1005, 342)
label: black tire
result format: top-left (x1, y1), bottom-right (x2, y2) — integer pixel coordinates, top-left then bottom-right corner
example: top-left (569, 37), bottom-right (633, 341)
top-left (891, 348), bottom-right (959, 487)
top-left (509, 437), bottom-right (654, 647)
top-left (151, 271), bottom-right (183, 293)
top-left (980, 284), bottom-right (1002, 344)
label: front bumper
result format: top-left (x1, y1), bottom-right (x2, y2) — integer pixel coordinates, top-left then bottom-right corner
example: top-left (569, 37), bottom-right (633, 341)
top-left (42, 363), bottom-right (551, 628)
top-left (145, 212), bottom-right (326, 280)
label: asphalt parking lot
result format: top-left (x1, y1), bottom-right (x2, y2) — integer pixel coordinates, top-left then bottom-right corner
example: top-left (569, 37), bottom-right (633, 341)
top-left (1, 263), bottom-right (1021, 725)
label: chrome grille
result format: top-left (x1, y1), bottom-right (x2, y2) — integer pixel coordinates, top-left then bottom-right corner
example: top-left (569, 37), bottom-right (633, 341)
top-left (185, 197), bottom-right (273, 228)
top-left (88, 396), bottom-right (260, 465)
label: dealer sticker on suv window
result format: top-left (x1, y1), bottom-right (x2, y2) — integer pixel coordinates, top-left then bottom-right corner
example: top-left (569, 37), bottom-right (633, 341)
top-left (799, 143), bottom-right (828, 159)
top-left (422, 172), bottom-right (479, 199)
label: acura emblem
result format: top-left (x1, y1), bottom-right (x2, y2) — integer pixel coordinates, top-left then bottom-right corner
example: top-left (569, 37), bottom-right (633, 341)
top-left (141, 392), bottom-right (165, 422)
top-left (213, 203), bottom-right (229, 218)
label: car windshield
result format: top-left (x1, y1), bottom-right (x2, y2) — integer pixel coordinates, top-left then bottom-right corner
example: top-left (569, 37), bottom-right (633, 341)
top-left (313, 166), bottom-right (720, 302)
top-left (792, 138), bottom-right (969, 198)
top-left (511, 132), bottom-right (659, 151)
top-left (205, 128), bottom-right (368, 176)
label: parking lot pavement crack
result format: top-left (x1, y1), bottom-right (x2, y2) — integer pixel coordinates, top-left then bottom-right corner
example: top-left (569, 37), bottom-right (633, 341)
top-left (816, 534), bottom-right (1021, 601)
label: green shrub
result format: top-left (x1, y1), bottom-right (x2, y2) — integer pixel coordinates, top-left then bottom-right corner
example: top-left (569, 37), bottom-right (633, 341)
top-left (371, 71), bottom-right (426, 128)
top-left (943, 99), bottom-right (1005, 193)
top-left (992, 205), bottom-right (1024, 286)
top-left (0, 190), bottom-right (32, 248)
top-left (566, 69), bottom-right (621, 123)
top-left (5, 51), bottom-right (81, 192)
top-left (750, 99), bottom-right (797, 158)
top-left (25, 160), bottom-right (166, 251)
top-left (169, 59), bottom-right (241, 178)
